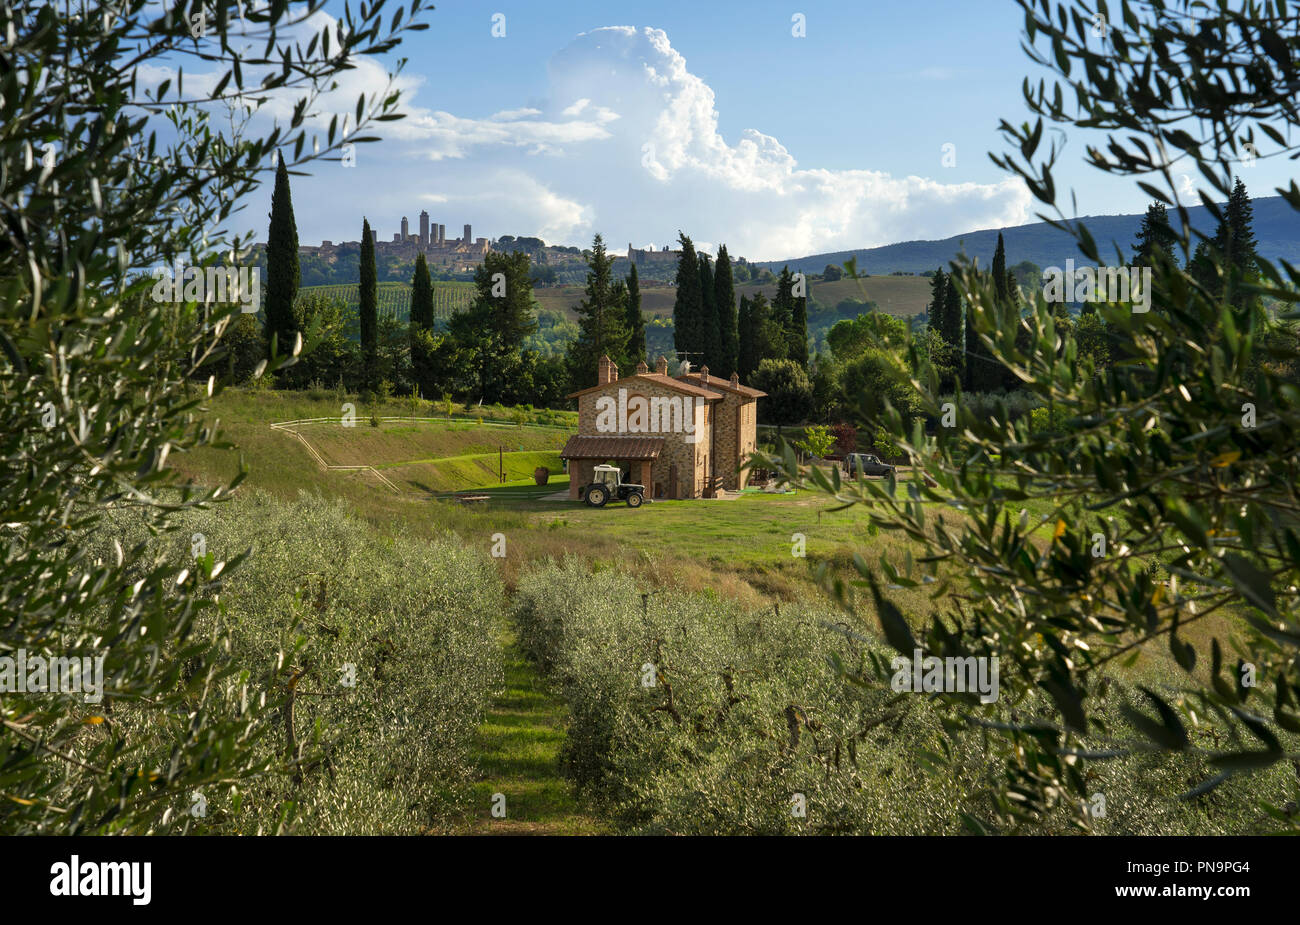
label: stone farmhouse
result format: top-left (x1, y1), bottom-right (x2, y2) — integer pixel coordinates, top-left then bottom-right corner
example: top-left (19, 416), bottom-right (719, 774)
top-left (560, 355), bottom-right (766, 500)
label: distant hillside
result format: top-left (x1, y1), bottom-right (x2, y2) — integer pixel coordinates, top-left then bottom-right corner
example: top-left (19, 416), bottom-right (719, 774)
top-left (532, 276), bottom-right (931, 321)
top-left (759, 195), bottom-right (1299, 276)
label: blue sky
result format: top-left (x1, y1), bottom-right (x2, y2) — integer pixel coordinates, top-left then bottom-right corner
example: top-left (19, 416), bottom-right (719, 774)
top-left (214, 0), bottom-right (1292, 261)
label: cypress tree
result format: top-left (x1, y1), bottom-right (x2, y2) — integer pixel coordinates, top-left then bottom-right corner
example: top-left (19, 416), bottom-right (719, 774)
top-left (1132, 201), bottom-right (1178, 266)
top-left (714, 244), bottom-right (738, 378)
top-left (789, 278), bottom-right (809, 368)
top-left (624, 261), bottom-right (646, 368)
top-left (749, 292), bottom-right (777, 369)
top-left (359, 217), bottom-right (378, 391)
top-left (410, 252), bottom-right (434, 332)
top-left (698, 253), bottom-right (720, 369)
top-left (966, 270), bottom-right (1002, 392)
top-left (942, 273), bottom-right (962, 352)
top-left (928, 268), bottom-right (948, 335)
top-left (264, 156), bottom-right (299, 359)
top-left (982, 235), bottom-right (1010, 391)
top-left (737, 294), bottom-right (756, 381)
top-left (928, 268), bottom-right (956, 389)
top-left (950, 275), bottom-right (976, 390)
top-left (769, 266), bottom-right (796, 369)
top-left (566, 234), bottom-right (628, 389)
top-left (992, 233), bottom-right (1008, 304)
top-left (772, 266), bottom-right (795, 337)
top-left (409, 252), bottom-right (433, 396)
top-left (672, 231), bottom-right (703, 363)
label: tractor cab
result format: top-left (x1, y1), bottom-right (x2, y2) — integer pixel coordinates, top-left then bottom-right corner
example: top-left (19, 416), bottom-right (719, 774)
top-left (592, 464), bottom-right (622, 488)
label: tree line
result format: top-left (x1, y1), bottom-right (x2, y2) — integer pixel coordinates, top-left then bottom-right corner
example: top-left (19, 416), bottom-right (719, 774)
top-left (247, 176), bottom-right (818, 409)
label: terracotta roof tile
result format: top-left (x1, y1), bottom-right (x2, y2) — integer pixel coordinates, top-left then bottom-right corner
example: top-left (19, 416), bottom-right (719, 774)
top-left (559, 434), bottom-right (667, 460)
top-left (567, 372), bottom-right (724, 400)
top-left (674, 372), bottom-right (766, 398)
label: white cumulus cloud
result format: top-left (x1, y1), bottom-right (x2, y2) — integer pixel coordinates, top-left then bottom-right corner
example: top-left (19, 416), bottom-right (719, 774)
top-left (229, 23), bottom-right (1031, 257)
top-left (374, 25), bottom-right (1030, 259)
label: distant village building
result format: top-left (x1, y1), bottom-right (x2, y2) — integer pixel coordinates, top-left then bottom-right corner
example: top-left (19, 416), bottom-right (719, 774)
top-left (627, 242), bottom-right (683, 273)
top-left (560, 355), bottom-right (765, 500)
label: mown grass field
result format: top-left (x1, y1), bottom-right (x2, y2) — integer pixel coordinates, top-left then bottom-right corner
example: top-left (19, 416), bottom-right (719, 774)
top-left (459, 622), bottom-right (610, 835)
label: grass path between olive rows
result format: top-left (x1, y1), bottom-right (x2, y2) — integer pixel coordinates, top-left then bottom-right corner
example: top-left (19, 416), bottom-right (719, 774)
top-left (459, 619), bottom-right (610, 835)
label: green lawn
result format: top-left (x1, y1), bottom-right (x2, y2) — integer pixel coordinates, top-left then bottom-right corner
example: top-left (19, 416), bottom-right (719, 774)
top-left (171, 390), bottom-right (1067, 606)
top-left (460, 622), bottom-right (608, 835)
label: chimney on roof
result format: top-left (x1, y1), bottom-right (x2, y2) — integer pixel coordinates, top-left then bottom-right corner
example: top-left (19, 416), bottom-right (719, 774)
top-left (730, 370), bottom-right (740, 388)
top-left (597, 355), bottom-right (616, 386)
top-left (655, 355), bottom-right (668, 375)
top-left (699, 364), bottom-right (709, 381)
top-left (635, 359), bottom-right (648, 375)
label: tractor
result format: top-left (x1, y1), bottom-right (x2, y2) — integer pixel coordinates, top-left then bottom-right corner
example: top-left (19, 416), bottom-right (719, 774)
top-left (579, 464), bottom-right (646, 508)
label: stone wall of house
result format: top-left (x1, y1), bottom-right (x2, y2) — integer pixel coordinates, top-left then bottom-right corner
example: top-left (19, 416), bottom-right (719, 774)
top-left (714, 393), bottom-right (741, 489)
top-left (700, 394), bottom-right (759, 490)
top-left (676, 373), bottom-right (761, 491)
top-left (576, 382), bottom-right (716, 498)
top-left (739, 398), bottom-right (758, 487)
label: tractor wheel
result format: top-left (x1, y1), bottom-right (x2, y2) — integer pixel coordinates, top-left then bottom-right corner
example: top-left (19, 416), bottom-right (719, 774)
top-left (586, 485), bottom-right (608, 507)
top-left (626, 491), bottom-right (644, 508)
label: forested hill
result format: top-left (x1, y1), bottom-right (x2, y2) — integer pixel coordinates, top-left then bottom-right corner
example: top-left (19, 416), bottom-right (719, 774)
top-left (758, 195), bottom-right (1299, 275)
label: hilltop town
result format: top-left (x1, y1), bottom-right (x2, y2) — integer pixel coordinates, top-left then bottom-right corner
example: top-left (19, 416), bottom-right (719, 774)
top-left (293, 216), bottom-right (755, 286)
top-left (304, 211), bottom-right (490, 275)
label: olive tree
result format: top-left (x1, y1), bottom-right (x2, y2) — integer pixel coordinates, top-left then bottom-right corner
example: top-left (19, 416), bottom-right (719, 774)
top-left (0, 0), bottom-right (427, 832)
top-left (760, 0), bottom-right (1300, 832)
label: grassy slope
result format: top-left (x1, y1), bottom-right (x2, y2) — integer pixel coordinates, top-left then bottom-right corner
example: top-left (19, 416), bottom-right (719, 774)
top-left (174, 390), bottom-right (573, 496)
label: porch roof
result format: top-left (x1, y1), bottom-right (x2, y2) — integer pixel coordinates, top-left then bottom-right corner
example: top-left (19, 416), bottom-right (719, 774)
top-left (559, 435), bottom-right (667, 460)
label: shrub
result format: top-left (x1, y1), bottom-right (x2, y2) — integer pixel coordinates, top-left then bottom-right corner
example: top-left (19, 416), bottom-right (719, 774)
top-left (85, 493), bottom-right (504, 834)
top-left (513, 560), bottom-right (974, 834)
top-left (512, 559), bottom-right (1293, 835)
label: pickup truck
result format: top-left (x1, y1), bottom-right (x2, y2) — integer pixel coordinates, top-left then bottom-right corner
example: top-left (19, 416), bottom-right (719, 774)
top-left (844, 453), bottom-right (895, 478)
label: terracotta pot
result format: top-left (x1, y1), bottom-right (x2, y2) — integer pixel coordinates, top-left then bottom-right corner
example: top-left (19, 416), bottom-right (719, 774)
top-left (534, 466), bottom-right (549, 486)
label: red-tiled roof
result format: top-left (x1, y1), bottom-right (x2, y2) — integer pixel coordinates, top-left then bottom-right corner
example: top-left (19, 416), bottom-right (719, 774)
top-left (559, 435), bottom-right (667, 460)
top-left (673, 373), bottom-right (766, 398)
top-left (567, 372), bottom-right (724, 400)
